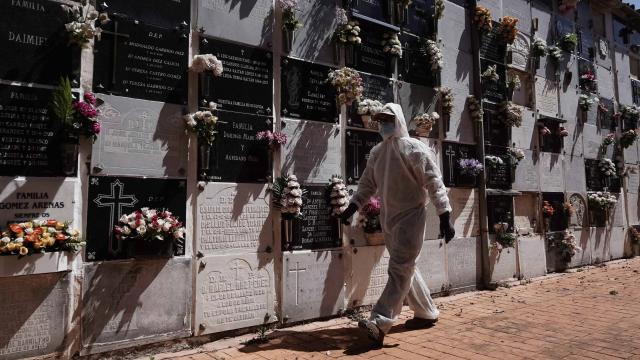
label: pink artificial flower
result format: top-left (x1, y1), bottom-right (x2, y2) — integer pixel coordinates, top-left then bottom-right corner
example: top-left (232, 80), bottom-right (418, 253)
top-left (84, 92), bottom-right (97, 105)
top-left (272, 131), bottom-right (288, 146)
top-left (362, 197), bottom-right (381, 217)
top-left (92, 122), bottom-right (101, 134)
top-left (256, 130), bottom-right (274, 141)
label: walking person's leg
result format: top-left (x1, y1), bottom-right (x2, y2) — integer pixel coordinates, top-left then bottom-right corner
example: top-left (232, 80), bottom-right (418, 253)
top-left (405, 267), bottom-right (440, 328)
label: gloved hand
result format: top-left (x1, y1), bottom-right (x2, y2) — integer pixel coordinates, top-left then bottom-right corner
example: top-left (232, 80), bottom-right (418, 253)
top-left (439, 211), bottom-right (455, 243)
top-left (340, 203), bottom-right (359, 225)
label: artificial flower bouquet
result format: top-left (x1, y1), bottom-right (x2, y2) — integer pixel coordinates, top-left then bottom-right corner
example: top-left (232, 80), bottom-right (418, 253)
top-left (325, 175), bottom-right (349, 217)
top-left (458, 158), bottom-right (484, 176)
top-left (578, 94), bottom-right (597, 111)
top-left (115, 208), bottom-right (185, 257)
top-left (257, 130), bottom-right (288, 151)
top-left (382, 32), bottom-right (403, 57)
top-left (334, 20), bottom-right (362, 45)
top-left (327, 67), bottom-right (364, 106)
top-left (62, 0), bottom-right (110, 47)
top-left (620, 130), bottom-right (638, 149)
top-left (560, 33), bottom-right (578, 52)
top-left (420, 39), bottom-right (443, 71)
top-left (499, 16), bottom-right (518, 45)
top-left (531, 38), bottom-right (547, 57)
top-left (547, 45), bottom-right (563, 62)
top-left (598, 158), bottom-right (617, 178)
top-left (356, 197), bottom-right (384, 245)
top-left (558, 126), bottom-right (569, 137)
top-left (601, 133), bottom-right (615, 147)
top-left (184, 102), bottom-right (218, 146)
top-left (542, 200), bottom-right (555, 218)
top-left (279, 0), bottom-right (303, 31)
top-left (498, 101), bottom-right (523, 127)
top-left (438, 87), bottom-right (454, 116)
top-left (271, 174), bottom-right (306, 220)
top-left (629, 226), bottom-right (640, 243)
top-left (481, 64), bottom-right (500, 83)
top-left (474, 6), bottom-right (493, 32)
top-left (587, 191), bottom-right (617, 217)
top-left (51, 77), bottom-right (102, 142)
top-left (508, 148), bottom-right (525, 168)
top-left (0, 220), bottom-right (84, 257)
top-left (467, 95), bottom-right (483, 122)
top-left (557, 230), bottom-right (581, 262)
top-left (190, 54), bottom-right (224, 76)
top-left (413, 112), bottom-right (439, 137)
top-left (485, 155), bottom-right (504, 169)
top-left (357, 99), bottom-right (384, 129)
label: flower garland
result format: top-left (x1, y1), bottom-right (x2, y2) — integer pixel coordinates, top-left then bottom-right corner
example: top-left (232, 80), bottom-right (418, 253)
top-left (271, 175), bottom-right (307, 220)
top-left (357, 99), bottom-right (384, 116)
top-left (334, 20), bottom-right (362, 45)
top-left (602, 133), bottom-right (616, 147)
top-left (542, 201), bottom-right (555, 218)
top-left (257, 130), bottom-right (288, 151)
top-left (481, 64), bottom-right (500, 83)
top-left (326, 175), bottom-right (349, 217)
top-left (499, 16), bottom-right (518, 45)
top-left (115, 208), bottom-right (185, 243)
top-left (558, 125), bottom-right (569, 137)
top-left (356, 197), bottom-right (382, 234)
top-left (474, 6), bottom-right (493, 32)
top-left (578, 94), bottom-right (597, 111)
top-left (508, 148), bottom-right (525, 168)
top-left (599, 158), bottom-right (617, 178)
top-left (327, 67), bottom-right (364, 106)
top-left (382, 32), bottom-right (402, 57)
top-left (547, 45), bottom-right (563, 62)
top-left (485, 155), bottom-right (504, 169)
top-left (50, 77), bottom-right (102, 141)
top-left (458, 158), bottom-right (484, 176)
top-left (420, 39), bottom-right (443, 71)
top-left (560, 33), bottom-right (578, 52)
top-left (531, 38), bottom-right (547, 57)
top-left (190, 54), bottom-right (224, 76)
top-left (507, 72), bottom-right (521, 90)
top-left (0, 220), bottom-right (84, 257)
top-left (438, 87), bottom-right (454, 116)
top-left (620, 130), bottom-right (638, 149)
top-left (435, 0), bottom-right (445, 20)
top-left (467, 95), bottom-right (483, 122)
top-left (184, 102), bottom-right (218, 146)
top-left (62, 1), bottom-right (110, 47)
top-left (279, 0), bottom-right (303, 31)
top-left (587, 191), bottom-right (617, 213)
top-left (413, 112), bottom-right (439, 136)
top-left (498, 101), bottom-right (523, 127)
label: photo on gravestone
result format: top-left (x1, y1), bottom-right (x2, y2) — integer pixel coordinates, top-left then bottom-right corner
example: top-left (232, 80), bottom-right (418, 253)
top-left (346, 129), bottom-right (382, 184)
top-left (539, 117), bottom-right (564, 153)
top-left (542, 192), bottom-right (567, 232)
top-left (482, 103), bottom-right (510, 147)
top-left (348, 72), bottom-right (394, 128)
top-left (284, 186), bottom-right (340, 251)
top-left (93, 18), bottom-right (188, 104)
top-left (578, 58), bottom-right (597, 94)
top-left (199, 38), bottom-right (273, 115)
top-left (403, 0), bottom-right (436, 38)
top-left (350, 21), bottom-right (393, 78)
top-left (399, 33), bottom-right (438, 87)
top-left (86, 176), bottom-right (187, 261)
top-left (481, 60), bottom-right (507, 103)
top-left (479, 21), bottom-right (506, 63)
top-left (281, 57), bottom-right (337, 122)
top-left (578, 29), bottom-right (595, 60)
top-left (0, 0), bottom-right (78, 86)
top-left (487, 195), bottom-right (514, 234)
top-left (442, 141), bottom-right (478, 188)
top-left (349, 0), bottom-right (392, 26)
top-left (201, 111), bottom-right (271, 183)
top-left (95, 0), bottom-right (190, 30)
top-left (0, 85), bottom-right (76, 177)
top-left (597, 97), bottom-right (615, 130)
top-left (485, 146), bottom-right (512, 190)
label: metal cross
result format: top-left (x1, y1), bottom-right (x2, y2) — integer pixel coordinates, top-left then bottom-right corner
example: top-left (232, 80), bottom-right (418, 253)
top-left (93, 179), bottom-right (138, 254)
top-left (289, 261), bottom-right (307, 305)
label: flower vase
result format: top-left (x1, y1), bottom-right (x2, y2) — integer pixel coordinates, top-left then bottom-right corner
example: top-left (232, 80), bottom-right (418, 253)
top-left (415, 125), bottom-right (432, 137)
top-left (333, 42), bottom-right (341, 64)
top-left (394, 3), bottom-right (407, 24)
top-left (364, 232), bottom-right (385, 246)
top-left (282, 219), bottom-right (294, 251)
top-left (283, 28), bottom-right (295, 53)
top-left (507, 87), bottom-right (514, 101)
top-left (125, 239), bottom-right (174, 259)
top-left (199, 143), bottom-right (211, 179)
top-left (345, 43), bottom-right (355, 66)
top-left (61, 142), bottom-right (79, 176)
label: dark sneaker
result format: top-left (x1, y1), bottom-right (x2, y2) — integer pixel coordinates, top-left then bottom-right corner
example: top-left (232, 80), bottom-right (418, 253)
top-left (404, 317), bottom-right (438, 329)
top-left (357, 319), bottom-right (384, 347)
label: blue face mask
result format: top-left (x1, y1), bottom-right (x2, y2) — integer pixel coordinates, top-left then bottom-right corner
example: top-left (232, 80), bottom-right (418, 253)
top-left (379, 121), bottom-right (395, 138)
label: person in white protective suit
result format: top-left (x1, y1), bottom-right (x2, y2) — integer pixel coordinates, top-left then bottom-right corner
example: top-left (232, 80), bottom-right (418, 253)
top-left (340, 103), bottom-right (455, 346)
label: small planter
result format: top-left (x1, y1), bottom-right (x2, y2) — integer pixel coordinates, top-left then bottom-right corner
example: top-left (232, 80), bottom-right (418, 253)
top-left (124, 239), bottom-right (174, 259)
top-left (199, 143), bottom-right (211, 178)
top-left (364, 232), bottom-right (385, 246)
top-left (62, 142), bottom-right (79, 176)
top-left (283, 28), bottom-right (295, 53)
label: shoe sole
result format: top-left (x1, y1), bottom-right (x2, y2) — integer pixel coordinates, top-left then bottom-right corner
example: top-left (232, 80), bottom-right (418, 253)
top-left (358, 320), bottom-right (384, 346)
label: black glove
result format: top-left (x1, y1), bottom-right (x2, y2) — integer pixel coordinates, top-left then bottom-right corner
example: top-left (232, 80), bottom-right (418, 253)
top-left (340, 203), bottom-right (359, 225)
top-left (439, 211), bottom-right (455, 243)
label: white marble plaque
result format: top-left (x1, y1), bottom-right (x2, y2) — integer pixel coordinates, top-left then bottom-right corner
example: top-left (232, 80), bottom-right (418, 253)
top-left (195, 253), bottom-right (275, 334)
top-left (559, 59), bottom-right (579, 121)
top-left (532, 2), bottom-right (553, 45)
top-left (446, 237), bottom-right (480, 290)
top-left (92, 94), bottom-right (188, 178)
top-left (511, 109), bottom-right (536, 149)
top-left (589, 228), bottom-right (607, 264)
top-left (568, 229), bottom-right (591, 268)
top-left (564, 156), bottom-right (587, 193)
top-left (81, 258), bottom-right (192, 354)
top-left (626, 192), bottom-right (640, 224)
top-left (517, 235), bottom-right (547, 278)
top-left (397, 81), bottom-right (437, 123)
top-left (197, 183), bottom-right (272, 254)
top-left (596, 64), bottom-right (615, 100)
top-left (582, 124), bottom-right (602, 159)
top-left (539, 152), bottom-right (564, 192)
top-left (197, 0), bottom-right (273, 48)
top-left (416, 238), bottom-right (447, 292)
top-left (449, 188), bottom-right (479, 237)
top-left (346, 246), bottom-right (389, 307)
top-left (281, 119), bottom-right (341, 184)
top-left (623, 142), bottom-right (639, 165)
top-left (607, 227), bottom-right (625, 260)
top-left (509, 34), bottom-right (530, 71)
top-left (627, 166), bottom-right (640, 193)
top-left (563, 121), bottom-right (583, 157)
top-left (503, 0), bottom-right (532, 35)
top-left (512, 149), bottom-right (539, 192)
top-left (441, 46), bottom-right (475, 144)
top-left (488, 241), bottom-right (518, 282)
top-left (511, 73), bottom-right (532, 108)
top-left (514, 194), bottom-right (537, 233)
top-left (535, 76), bottom-right (559, 118)
top-left (282, 251), bottom-right (345, 322)
top-left (440, 1), bottom-right (472, 52)
top-left (0, 274), bottom-right (70, 360)
top-left (615, 47), bottom-right (633, 105)
top-left (611, 195), bottom-right (626, 228)
top-left (0, 177), bottom-right (76, 226)
top-left (290, 0), bottom-right (340, 64)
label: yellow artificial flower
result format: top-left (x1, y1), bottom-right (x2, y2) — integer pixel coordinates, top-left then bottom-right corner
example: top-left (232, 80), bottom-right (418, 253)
top-left (56, 222), bottom-right (65, 230)
top-left (19, 246), bottom-right (29, 256)
top-left (7, 243), bottom-right (17, 251)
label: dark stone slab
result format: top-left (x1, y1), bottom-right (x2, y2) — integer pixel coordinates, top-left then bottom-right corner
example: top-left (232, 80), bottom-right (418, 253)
top-left (487, 195), bottom-right (514, 233)
top-left (346, 129), bottom-right (382, 184)
top-left (399, 32), bottom-right (438, 87)
top-left (348, 21), bottom-right (393, 78)
top-left (281, 57), bottom-right (337, 123)
top-left (283, 186), bottom-right (341, 251)
top-left (442, 141), bottom-right (479, 188)
top-left (348, 72), bottom-right (394, 128)
top-left (96, 0), bottom-right (190, 30)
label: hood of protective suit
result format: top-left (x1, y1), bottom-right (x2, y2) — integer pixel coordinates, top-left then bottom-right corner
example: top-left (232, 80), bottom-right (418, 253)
top-left (378, 103), bottom-right (410, 140)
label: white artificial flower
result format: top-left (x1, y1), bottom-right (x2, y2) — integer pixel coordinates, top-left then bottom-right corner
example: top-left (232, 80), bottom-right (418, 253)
top-left (1, 237), bottom-right (10, 244)
top-left (136, 225), bottom-right (147, 235)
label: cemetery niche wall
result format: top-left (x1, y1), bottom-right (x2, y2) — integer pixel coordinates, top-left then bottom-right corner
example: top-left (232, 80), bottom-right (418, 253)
top-left (2, 0), bottom-right (640, 357)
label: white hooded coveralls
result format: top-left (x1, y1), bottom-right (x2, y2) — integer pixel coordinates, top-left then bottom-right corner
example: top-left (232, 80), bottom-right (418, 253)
top-left (350, 103), bottom-right (452, 334)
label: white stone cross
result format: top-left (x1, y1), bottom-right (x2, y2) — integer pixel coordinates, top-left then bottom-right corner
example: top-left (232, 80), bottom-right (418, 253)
top-left (289, 261), bottom-right (307, 305)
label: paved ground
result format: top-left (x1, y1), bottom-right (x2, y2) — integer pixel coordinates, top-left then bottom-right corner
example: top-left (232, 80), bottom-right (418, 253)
top-left (155, 258), bottom-right (640, 360)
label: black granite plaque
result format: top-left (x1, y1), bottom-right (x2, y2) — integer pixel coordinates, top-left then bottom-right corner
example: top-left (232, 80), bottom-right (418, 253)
top-left (93, 19), bottom-right (188, 104)
top-left (201, 111), bottom-right (271, 183)
top-left (285, 185), bottom-right (341, 250)
top-left (350, 22), bottom-right (393, 78)
top-left (483, 105), bottom-right (510, 147)
top-left (399, 33), bottom-right (437, 87)
top-left (555, 17), bottom-right (574, 38)
top-left (86, 176), bottom-right (187, 261)
top-left (403, 0), bottom-right (435, 37)
top-left (348, 72), bottom-right (394, 127)
top-left (346, 129), bottom-right (382, 184)
top-left (349, 0), bottom-right (392, 26)
top-left (540, 118), bottom-right (563, 153)
top-left (0, 0), bottom-right (78, 86)
top-left (632, 79), bottom-right (640, 107)
top-left (97, 0), bottom-right (190, 30)
top-left (442, 141), bottom-right (478, 188)
top-left (281, 57), bottom-right (337, 122)
top-left (0, 85), bottom-right (77, 177)
top-left (585, 158), bottom-right (621, 192)
top-left (597, 97), bottom-right (614, 130)
top-left (542, 192), bottom-right (567, 232)
top-left (481, 60), bottom-right (507, 103)
top-left (578, 29), bottom-right (595, 59)
top-left (485, 146), bottom-right (511, 190)
top-left (487, 195), bottom-right (514, 234)
top-left (479, 21), bottom-right (506, 63)
top-left (200, 38), bottom-right (273, 115)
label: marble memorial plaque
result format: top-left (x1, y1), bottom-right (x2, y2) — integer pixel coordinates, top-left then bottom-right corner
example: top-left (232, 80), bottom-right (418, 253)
top-left (289, 0), bottom-right (340, 64)
top-left (486, 147), bottom-right (512, 190)
top-left (282, 251), bottom-right (345, 322)
top-left (350, 22), bottom-right (392, 78)
top-left (584, 158), bottom-right (610, 192)
top-left (0, 273), bottom-right (70, 360)
top-left (0, 0), bottom-right (77, 86)
top-left (607, 227), bottom-right (625, 260)
top-left (503, 0), bottom-right (532, 35)
top-left (481, 60), bottom-right (506, 103)
top-left (440, 2), bottom-right (471, 53)
top-left (446, 237), bottom-right (480, 290)
top-left (93, 19), bottom-right (188, 104)
top-left (0, 85), bottom-right (73, 177)
top-left (199, 39), bottom-right (273, 115)
top-left (509, 34), bottom-right (530, 72)
top-left (197, 0), bottom-right (273, 48)
top-left (350, 0), bottom-right (392, 25)
top-left (442, 141), bottom-right (478, 188)
top-left (555, 16), bottom-right (574, 38)
top-left (559, 59), bottom-right (579, 121)
top-left (615, 48), bottom-right (633, 105)
top-left (202, 111), bottom-right (271, 183)
top-left (404, 0), bottom-right (436, 37)
top-left (397, 81), bottom-right (438, 137)
top-left (539, 153), bottom-right (564, 192)
top-left (532, 1), bottom-right (553, 43)
top-left (449, 189), bottom-right (479, 237)
top-left (510, 109), bottom-right (536, 149)
top-left (577, 58), bottom-right (597, 94)
top-left (86, 176), bottom-right (187, 261)
top-left (633, 79), bottom-right (640, 108)
top-left (91, 94), bottom-right (188, 178)
top-left (479, 22), bottom-right (506, 63)
top-left (512, 151), bottom-right (539, 193)
top-left (514, 194), bottom-right (537, 233)
top-left (535, 76), bottom-right (559, 118)
top-left (589, 228), bottom-right (606, 263)
top-left (596, 64), bottom-right (615, 100)
top-left (582, 124), bottom-right (601, 159)
top-left (567, 193), bottom-right (587, 228)
top-left (195, 253), bottom-right (275, 334)
top-left (575, 1), bottom-right (593, 31)
top-left (99, 0), bottom-right (190, 29)
top-left (578, 30), bottom-right (595, 60)
top-left (489, 243), bottom-right (518, 282)
top-left (281, 57), bottom-right (337, 123)
top-left (197, 183), bottom-right (272, 254)
top-left (286, 185), bottom-right (341, 250)
top-left (399, 33), bottom-right (437, 86)
top-left (517, 235), bottom-right (547, 278)
top-left (597, 97), bottom-right (615, 130)
top-left (596, 37), bottom-right (612, 69)
top-left (625, 192), bottom-right (640, 224)
top-left (0, 178), bottom-right (75, 228)
top-left (81, 258), bottom-right (191, 353)
top-left (484, 107), bottom-right (510, 147)
top-left (346, 246), bottom-right (389, 307)
top-left (349, 72), bottom-right (394, 128)
top-left (282, 119), bottom-right (341, 184)
top-left (567, 230), bottom-right (591, 268)
top-left (346, 129), bottom-right (382, 184)
top-left (627, 166), bottom-right (640, 193)
top-left (441, 46), bottom-right (474, 143)
top-left (564, 156), bottom-right (587, 193)
top-left (416, 239), bottom-right (447, 292)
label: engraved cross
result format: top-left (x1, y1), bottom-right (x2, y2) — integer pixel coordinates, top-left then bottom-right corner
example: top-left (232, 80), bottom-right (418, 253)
top-left (289, 261), bottom-right (307, 305)
top-left (93, 180), bottom-right (138, 254)
top-left (231, 260), bottom-right (242, 280)
top-left (445, 145), bottom-right (456, 182)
